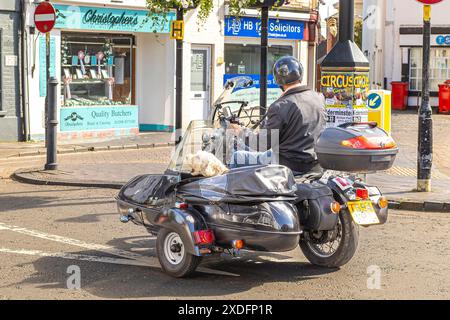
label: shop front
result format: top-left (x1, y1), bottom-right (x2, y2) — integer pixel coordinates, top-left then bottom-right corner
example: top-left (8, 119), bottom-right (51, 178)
top-left (28, 2), bottom-right (174, 140)
top-left (223, 14), bottom-right (311, 106)
top-left (398, 27), bottom-right (450, 108)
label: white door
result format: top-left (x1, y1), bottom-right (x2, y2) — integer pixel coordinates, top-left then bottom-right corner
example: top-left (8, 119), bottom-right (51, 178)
top-left (190, 45), bottom-right (211, 121)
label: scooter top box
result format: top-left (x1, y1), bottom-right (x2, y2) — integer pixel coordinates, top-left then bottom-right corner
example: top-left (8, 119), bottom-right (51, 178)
top-left (315, 122), bottom-right (399, 173)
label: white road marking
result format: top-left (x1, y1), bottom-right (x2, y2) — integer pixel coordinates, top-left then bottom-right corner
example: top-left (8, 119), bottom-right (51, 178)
top-left (0, 222), bottom-right (239, 277)
top-left (0, 248), bottom-right (152, 267)
top-left (0, 222), bottom-right (151, 264)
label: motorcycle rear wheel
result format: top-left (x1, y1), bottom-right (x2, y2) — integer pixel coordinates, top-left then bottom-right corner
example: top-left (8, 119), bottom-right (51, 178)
top-left (300, 210), bottom-right (359, 268)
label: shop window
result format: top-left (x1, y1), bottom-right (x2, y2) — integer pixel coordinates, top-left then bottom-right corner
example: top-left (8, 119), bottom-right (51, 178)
top-left (225, 44), bottom-right (293, 75)
top-left (61, 33), bottom-right (135, 107)
top-left (409, 47), bottom-right (450, 92)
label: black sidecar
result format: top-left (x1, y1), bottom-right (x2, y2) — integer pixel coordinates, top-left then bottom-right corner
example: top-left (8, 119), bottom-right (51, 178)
top-left (117, 164), bottom-right (302, 251)
top-left (116, 164), bottom-right (311, 277)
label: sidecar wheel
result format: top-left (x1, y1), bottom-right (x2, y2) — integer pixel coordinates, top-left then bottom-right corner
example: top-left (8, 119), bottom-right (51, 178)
top-left (299, 209), bottom-right (359, 268)
top-left (156, 228), bottom-right (202, 278)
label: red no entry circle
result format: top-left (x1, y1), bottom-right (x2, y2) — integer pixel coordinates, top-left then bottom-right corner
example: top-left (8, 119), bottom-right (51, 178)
top-left (416, 0), bottom-right (444, 4)
top-left (34, 2), bottom-right (56, 33)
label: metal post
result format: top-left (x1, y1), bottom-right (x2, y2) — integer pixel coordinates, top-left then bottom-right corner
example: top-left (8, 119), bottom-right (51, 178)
top-left (417, 4), bottom-right (433, 192)
top-left (175, 8), bottom-right (184, 144)
top-left (45, 77), bottom-right (58, 170)
top-left (260, 6), bottom-right (269, 115)
top-left (45, 31), bottom-right (50, 148)
top-left (338, 0), bottom-right (354, 42)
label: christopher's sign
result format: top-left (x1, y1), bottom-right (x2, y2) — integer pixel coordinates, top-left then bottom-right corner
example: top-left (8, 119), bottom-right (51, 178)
top-left (54, 4), bottom-right (174, 33)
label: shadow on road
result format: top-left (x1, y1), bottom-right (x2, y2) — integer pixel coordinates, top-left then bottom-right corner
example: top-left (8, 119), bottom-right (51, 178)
top-left (11, 234), bottom-right (339, 299)
top-left (54, 212), bottom-right (116, 224)
top-left (0, 194), bottom-right (114, 212)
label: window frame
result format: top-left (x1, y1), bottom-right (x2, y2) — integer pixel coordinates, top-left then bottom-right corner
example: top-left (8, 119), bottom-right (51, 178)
top-left (224, 38), bottom-right (297, 76)
top-left (409, 47), bottom-right (450, 92)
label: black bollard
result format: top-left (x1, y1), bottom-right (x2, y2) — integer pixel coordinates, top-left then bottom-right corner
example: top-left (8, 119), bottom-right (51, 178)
top-left (45, 76), bottom-right (58, 170)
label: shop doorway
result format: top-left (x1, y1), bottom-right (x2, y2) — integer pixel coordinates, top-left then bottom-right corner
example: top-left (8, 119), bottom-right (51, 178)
top-left (190, 45), bottom-right (211, 121)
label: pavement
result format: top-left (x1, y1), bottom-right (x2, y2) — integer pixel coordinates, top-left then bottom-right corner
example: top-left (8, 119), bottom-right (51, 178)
top-left (0, 132), bottom-right (174, 158)
top-left (0, 180), bottom-right (449, 299)
top-left (3, 111), bottom-right (450, 212)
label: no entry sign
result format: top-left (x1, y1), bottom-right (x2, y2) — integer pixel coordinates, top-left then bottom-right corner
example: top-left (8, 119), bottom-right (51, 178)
top-left (416, 0), bottom-right (443, 4)
top-left (34, 2), bottom-right (56, 33)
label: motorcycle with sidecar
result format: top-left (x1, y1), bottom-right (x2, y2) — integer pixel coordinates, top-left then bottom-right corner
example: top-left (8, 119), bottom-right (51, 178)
top-left (116, 77), bottom-right (398, 278)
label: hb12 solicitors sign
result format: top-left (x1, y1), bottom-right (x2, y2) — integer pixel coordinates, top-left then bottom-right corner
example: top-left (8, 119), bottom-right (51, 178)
top-left (225, 16), bottom-right (305, 40)
top-left (321, 72), bottom-right (370, 127)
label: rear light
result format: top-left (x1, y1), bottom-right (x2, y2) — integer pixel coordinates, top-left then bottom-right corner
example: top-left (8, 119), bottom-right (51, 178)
top-left (378, 196), bottom-right (388, 209)
top-left (355, 188), bottom-right (369, 200)
top-left (193, 230), bottom-right (215, 245)
top-left (232, 239), bottom-right (244, 250)
top-left (175, 202), bottom-right (188, 209)
top-left (330, 202), bottom-right (341, 214)
top-left (341, 136), bottom-right (397, 150)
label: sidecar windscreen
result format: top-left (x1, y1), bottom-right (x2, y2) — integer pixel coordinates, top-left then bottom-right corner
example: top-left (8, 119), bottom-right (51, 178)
top-left (167, 120), bottom-right (228, 173)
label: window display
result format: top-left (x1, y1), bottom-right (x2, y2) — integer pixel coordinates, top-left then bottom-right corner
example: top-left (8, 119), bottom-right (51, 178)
top-left (225, 44), bottom-right (293, 75)
top-left (61, 33), bottom-right (134, 107)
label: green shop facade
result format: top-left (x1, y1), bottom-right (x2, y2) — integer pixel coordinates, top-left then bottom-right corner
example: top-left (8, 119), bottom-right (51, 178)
top-left (27, 2), bottom-right (176, 141)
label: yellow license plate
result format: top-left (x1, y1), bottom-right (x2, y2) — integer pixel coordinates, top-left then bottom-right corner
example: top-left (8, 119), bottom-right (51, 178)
top-left (348, 201), bottom-right (380, 226)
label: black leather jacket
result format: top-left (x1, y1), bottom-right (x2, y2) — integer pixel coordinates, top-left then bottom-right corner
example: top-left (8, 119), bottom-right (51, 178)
top-left (262, 86), bottom-right (327, 173)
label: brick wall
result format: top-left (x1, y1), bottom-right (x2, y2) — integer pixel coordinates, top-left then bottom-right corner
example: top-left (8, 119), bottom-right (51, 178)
top-left (0, 0), bottom-right (21, 141)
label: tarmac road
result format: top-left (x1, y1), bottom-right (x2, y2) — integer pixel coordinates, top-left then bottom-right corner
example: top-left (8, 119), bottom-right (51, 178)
top-left (0, 179), bottom-right (449, 300)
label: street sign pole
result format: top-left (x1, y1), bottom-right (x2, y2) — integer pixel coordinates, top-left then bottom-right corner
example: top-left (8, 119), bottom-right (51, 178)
top-left (175, 8), bottom-right (184, 145)
top-left (35, 0), bottom-right (57, 170)
top-left (45, 31), bottom-right (50, 148)
top-left (417, 4), bottom-right (433, 192)
top-left (260, 6), bottom-right (269, 116)
top-left (44, 0), bottom-right (58, 170)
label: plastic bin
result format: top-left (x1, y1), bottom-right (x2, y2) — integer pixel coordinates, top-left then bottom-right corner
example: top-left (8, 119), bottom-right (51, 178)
top-left (438, 81), bottom-right (450, 114)
top-left (391, 82), bottom-right (409, 110)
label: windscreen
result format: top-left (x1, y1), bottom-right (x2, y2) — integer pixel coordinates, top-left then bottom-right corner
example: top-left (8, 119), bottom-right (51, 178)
top-left (167, 120), bottom-right (217, 173)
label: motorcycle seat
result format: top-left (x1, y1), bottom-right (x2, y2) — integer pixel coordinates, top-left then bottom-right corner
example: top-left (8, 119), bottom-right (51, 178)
top-left (294, 171), bottom-right (324, 183)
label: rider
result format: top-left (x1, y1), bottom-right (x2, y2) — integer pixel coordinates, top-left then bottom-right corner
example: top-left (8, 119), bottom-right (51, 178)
top-left (230, 56), bottom-right (327, 175)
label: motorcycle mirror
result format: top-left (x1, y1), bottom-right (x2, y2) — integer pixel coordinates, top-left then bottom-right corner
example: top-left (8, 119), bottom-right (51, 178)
top-left (222, 106), bottom-right (232, 118)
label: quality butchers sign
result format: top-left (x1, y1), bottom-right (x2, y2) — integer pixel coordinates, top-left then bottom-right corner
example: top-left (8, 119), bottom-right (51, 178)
top-left (54, 4), bottom-right (174, 33)
top-left (60, 106), bottom-right (138, 132)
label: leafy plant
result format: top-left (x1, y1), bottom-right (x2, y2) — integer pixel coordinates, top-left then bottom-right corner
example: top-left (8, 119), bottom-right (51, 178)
top-left (354, 18), bottom-right (363, 50)
top-left (146, 0), bottom-right (285, 25)
top-left (228, 0), bottom-right (285, 17)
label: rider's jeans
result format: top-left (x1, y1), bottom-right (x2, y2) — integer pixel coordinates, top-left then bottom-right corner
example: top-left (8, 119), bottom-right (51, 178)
top-left (229, 150), bottom-right (273, 169)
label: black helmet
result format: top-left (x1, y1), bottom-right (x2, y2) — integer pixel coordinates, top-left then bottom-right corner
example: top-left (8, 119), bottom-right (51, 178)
top-left (273, 56), bottom-right (303, 86)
